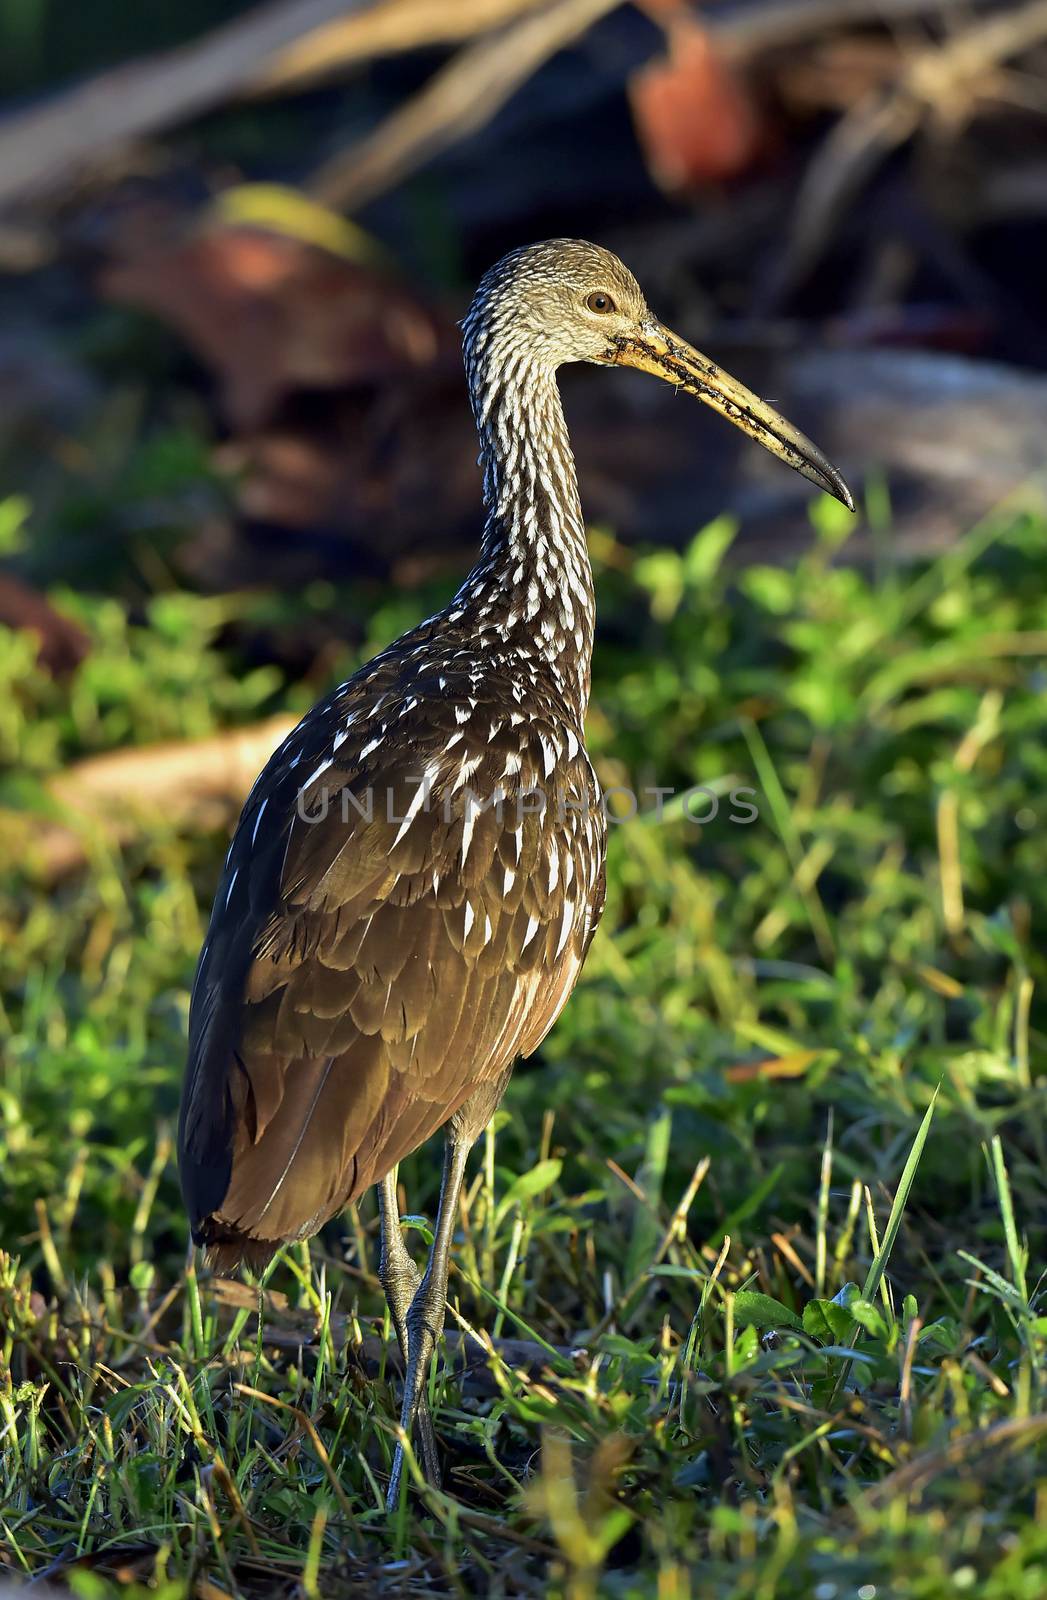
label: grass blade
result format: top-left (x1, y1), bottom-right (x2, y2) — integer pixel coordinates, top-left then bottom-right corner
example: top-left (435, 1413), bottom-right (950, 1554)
top-left (830, 1089), bottom-right (939, 1403)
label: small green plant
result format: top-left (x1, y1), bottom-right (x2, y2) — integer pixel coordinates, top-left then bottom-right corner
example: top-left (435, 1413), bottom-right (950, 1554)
top-left (1, 490), bottom-right (1045, 1595)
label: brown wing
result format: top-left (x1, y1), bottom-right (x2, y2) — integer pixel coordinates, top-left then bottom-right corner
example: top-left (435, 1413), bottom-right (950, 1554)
top-left (178, 687), bottom-right (605, 1265)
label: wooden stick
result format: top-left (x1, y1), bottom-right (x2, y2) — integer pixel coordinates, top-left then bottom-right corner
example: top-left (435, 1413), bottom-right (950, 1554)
top-left (774, 0), bottom-right (1047, 293)
top-left (0, 0), bottom-right (368, 208)
top-left (310, 0), bottom-right (622, 211)
top-left (253, 0), bottom-right (561, 93)
top-left (0, 0), bottom-right (555, 212)
top-left (0, 0), bottom-right (1001, 215)
top-left (1, 714), bottom-right (296, 881)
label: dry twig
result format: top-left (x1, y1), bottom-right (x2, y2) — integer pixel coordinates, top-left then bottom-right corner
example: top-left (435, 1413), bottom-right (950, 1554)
top-left (0, 0), bottom-right (576, 214)
top-left (1, 714), bottom-right (295, 880)
top-left (309, 0), bottom-right (623, 211)
top-left (773, 0), bottom-right (1047, 295)
top-left (252, 0), bottom-right (564, 93)
top-left (0, 0), bottom-right (1007, 220)
top-left (710, 0), bottom-right (996, 59)
top-left (0, 0), bottom-right (368, 209)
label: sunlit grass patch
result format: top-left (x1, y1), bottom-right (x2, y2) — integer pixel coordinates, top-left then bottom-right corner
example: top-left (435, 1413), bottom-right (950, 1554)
top-left (2, 490), bottom-right (1046, 1595)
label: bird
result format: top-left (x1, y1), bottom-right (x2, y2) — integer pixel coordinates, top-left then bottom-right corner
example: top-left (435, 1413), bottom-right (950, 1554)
top-left (177, 238), bottom-right (853, 1507)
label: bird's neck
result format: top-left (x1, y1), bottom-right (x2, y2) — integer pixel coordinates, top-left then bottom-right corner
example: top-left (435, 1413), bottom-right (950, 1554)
top-left (450, 348), bottom-right (595, 721)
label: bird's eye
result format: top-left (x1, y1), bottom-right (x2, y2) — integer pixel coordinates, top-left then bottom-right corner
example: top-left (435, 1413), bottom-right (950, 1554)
top-left (585, 291), bottom-right (616, 314)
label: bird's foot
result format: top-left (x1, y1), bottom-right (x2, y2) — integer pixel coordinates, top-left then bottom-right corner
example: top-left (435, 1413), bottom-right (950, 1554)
top-left (383, 1135), bottom-right (470, 1511)
top-left (379, 1226), bottom-right (441, 1491)
top-left (386, 1294), bottom-right (444, 1511)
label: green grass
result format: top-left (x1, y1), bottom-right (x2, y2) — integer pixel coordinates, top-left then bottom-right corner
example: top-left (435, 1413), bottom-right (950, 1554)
top-left (2, 484), bottom-right (1047, 1597)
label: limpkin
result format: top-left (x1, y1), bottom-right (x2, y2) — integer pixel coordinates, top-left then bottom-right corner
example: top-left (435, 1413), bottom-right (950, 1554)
top-left (178, 239), bottom-right (852, 1505)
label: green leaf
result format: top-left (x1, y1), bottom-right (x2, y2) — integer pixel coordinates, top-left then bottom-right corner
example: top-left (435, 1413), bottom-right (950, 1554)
top-left (849, 1298), bottom-right (888, 1339)
top-left (683, 515), bottom-right (737, 588)
top-left (818, 1346), bottom-right (877, 1364)
top-left (732, 1291), bottom-right (802, 1332)
top-left (0, 771), bottom-right (67, 819)
top-left (0, 495), bottom-right (30, 555)
top-left (633, 550), bottom-right (683, 620)
top-left (741, 564), bottom-right (795, 614)
top-left (920, 1317), bottom-right (962, 1350)
top-left (733, 1324), bottom-right (760, 1365)
top-left (809, 490), bottom-right (855, 548)
top-left (624, 1107), bottom-right (671, 1287)
top-left (495, 1158), bottom-right (562, 1223)
top-left (399, 1214), bottom-right (434, 1246)
top-left (988, 1134), bottom-right (1029, 1304)
top-left (860, 1093), bottom-right (938, 1310)
top-left (830, 1091), bottom-right (939, 1401)
top-left (129, 1260), bottom-right (155, 1292)
top-left (957, 1250), bottom-right (1028, 1310)
top-left (802, 1298), bottom-right (856, 1343)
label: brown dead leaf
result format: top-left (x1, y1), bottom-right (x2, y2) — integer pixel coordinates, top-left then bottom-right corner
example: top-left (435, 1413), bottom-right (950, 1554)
top-left (724, 1050), bottom-right (821, 1082)
top-left (629, 12), bottom-right (765, 190)
top-left (100, 220), bottom-right (452, 429)
top-left (915, 964), bottom-right (965, 998)
top-left (0, 574), bottom-right (90, 676)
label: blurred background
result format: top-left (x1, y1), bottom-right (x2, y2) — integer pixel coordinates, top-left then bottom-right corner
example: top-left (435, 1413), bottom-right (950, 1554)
top-left (4, 0), bottom-right (1047, 605)
top-left (3, 0), bottom-right (1047, 1264)
top-left (3, 2), bottom-right (1047, 1589)
top-left (3, 0), bottom-right (1047, 1284)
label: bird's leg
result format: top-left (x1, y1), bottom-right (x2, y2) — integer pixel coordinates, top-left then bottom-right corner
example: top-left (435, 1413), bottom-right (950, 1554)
top-left (377, 1169), bottom-right (420, 1369)
top-left (385, 1129), bottom-right (472, 1509)
top-left (377, 1168), bottom-right (440, 1487)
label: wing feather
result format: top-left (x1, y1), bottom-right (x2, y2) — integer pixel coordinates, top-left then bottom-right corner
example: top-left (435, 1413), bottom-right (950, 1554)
top-left (178, 690), bottom-right (606, 1265)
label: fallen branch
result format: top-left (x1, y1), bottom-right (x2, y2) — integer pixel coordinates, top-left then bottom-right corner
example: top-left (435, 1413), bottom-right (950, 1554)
top-left (252, 0), bottom-right (563, 94)
top-left (0, 0), bottom-right (370, 210)
top-left (0, 0), bottom-right (1004, 217)
top-left (771, 0), bottom-right (1047, 296)
top-left (310, 0), bottom-right (623, 211)
top-left (1, 714), bottom-right (295, 881)
top-left (710, 0), bottom-right (999, 60)
top-left (0, 0), bottom-right (560, 213)
top-left (265, 0), bottom-right (1007, 94)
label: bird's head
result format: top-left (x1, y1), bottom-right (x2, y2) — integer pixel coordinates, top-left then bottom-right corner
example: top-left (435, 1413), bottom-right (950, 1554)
top-left (464, 238), bottom-right (853, 511)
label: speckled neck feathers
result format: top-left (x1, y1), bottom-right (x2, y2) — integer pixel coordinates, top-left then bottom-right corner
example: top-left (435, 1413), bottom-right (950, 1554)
top-left (450, 292), bottom-right (595, 719)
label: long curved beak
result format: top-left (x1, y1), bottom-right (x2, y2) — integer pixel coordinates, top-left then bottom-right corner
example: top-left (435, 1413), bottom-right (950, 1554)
top-left (610, 322), bottom-right (854, 511)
